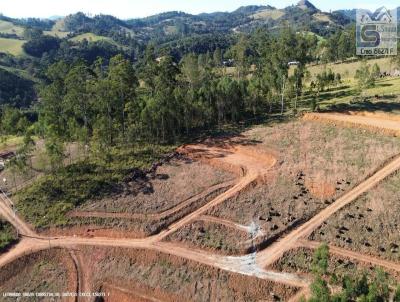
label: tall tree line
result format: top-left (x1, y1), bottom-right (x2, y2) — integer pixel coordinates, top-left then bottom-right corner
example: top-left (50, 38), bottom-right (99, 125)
top-left (38, 28), bottom-right (314, 153)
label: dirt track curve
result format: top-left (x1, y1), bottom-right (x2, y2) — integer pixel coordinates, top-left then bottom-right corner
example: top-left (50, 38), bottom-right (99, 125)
top-left (304, 112), bottom-right (400, 136)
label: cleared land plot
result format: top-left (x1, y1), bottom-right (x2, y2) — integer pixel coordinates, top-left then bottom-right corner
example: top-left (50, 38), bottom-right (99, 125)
top-left (311, 172), bottom-right (400, 262)
top-left (169, 120), bottom-right (400, 255)
top-left (0, 249), bottom-right (75, 301)
top-left (85, 246), bottom-right (299, 302)
top-left (252, 9), bottom-right (285, 20)
top-left (167, 220), bottom-right (252, 255)
top-left (0, 37), bottom-right (25, 56)
top-left (79, 158), bottom-right (234, 214)
top-left (49, 157), bottom-right (235, 237)
top-left (270, 247), bottom-right (400, 282)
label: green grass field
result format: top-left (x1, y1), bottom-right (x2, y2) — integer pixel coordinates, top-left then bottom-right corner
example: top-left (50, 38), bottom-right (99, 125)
top-left (0, 37), bottom-right (26, 56)
top-left (70, 33), bottom-right (113, 43)
top-left (70, 33), bottom-right (127, 50)
top-left (308, 57), bottom-right (394, 80)
top-left (299, 77), bottom-right (400, 113)
top-left (44, 30), bottom-right (70, 38)
top-left (0, 20), bottom-right (24, 37)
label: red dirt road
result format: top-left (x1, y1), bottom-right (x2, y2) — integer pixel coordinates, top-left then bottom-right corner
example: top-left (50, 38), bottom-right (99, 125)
top-left (304, 112), bottom-right (400, 136)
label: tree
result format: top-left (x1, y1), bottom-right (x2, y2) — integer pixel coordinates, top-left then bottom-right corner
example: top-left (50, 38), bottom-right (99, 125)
top-left (213, 47), bottom-right (223, 67)
top-left (309, 276), bottom-right (331, 302)
top-left (312, 243), bottom-right (329, 276)
top-left (22, 35), bottom-right (60, 57)
top-left (23, 27), bottom-right (43, 40)
top-left (394, 285), bottom-right (400, 302)
top-left (355, 62), bottom-right (375, 90)
top-left (371, 63), bottom-right (381, 80)
top-left (39, 60), bottom-right (70, 140)
top-left (64, 61), bottom-right (95, 144)
top-left (0, 107), bottom-right (29, 135)
top-left (231, 35), bottom-right (249, 79)
top-left (107, 54), bottom-right (138, 141)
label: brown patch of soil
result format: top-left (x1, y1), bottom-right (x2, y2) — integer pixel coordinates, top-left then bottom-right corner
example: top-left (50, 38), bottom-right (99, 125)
top-left (348, 111), bottom-right (400, 122)
top-left (81, 246), bottom-right (298, 302)
top-left (247, 120), bottom-right (400, 191)
top-left (305, 179), bottom-right (336, 199)
top-left (166, 220), bottom-right (252, 255)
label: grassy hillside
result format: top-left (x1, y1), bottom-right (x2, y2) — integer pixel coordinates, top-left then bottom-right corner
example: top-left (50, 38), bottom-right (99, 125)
top-left (0, 20), bottom-right (24, 37)
top-left (308, 58), bottom-right (395, 79)
top-left (0, 37), bottom-right (26, 56)
top-left (251, 9), bottom-right (285, 20)
top-left (300, 76), bottom-right (400, 114)
top-left (70, 32), bottom-right (112, 43)
top-left (69, 33), bottom-right (126, 49)
top-left (0, 65), bottom-right (38, 82)
top-left (44, 29), bottom-right (70, 38)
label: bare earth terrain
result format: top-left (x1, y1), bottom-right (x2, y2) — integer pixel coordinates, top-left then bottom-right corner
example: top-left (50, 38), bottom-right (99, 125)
top-left (1, 111), bottom-right (400, 301)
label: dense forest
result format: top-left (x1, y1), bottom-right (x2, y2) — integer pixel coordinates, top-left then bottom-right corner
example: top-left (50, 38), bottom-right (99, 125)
top-left (0, 68), bottom-right (36, 108)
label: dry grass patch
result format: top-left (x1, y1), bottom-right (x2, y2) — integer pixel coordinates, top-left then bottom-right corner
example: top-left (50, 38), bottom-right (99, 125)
top-left (311, 172), bottom-right (400, 262)
top-left (203, 120), bottom-right (400, 252)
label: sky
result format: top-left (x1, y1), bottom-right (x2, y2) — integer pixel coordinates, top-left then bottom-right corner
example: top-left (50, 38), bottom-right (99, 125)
top-left (0, 0), bottom-right (399, 19)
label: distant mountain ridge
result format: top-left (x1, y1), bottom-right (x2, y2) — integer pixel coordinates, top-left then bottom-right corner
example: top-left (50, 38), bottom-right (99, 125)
top-left (1, 1), bottom-right (399, 53)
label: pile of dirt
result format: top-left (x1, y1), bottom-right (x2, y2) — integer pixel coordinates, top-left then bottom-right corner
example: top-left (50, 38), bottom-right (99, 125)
top-left (82, 246), bottom-right (299, 302)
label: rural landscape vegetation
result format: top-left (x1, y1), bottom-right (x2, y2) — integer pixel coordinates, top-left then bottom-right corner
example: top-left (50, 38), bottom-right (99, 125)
top-left (1, 0), bottom-right (400, 301)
